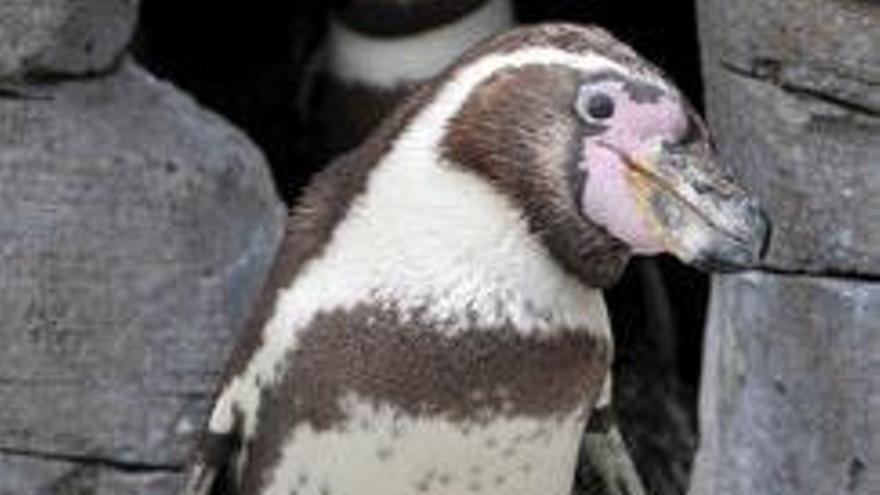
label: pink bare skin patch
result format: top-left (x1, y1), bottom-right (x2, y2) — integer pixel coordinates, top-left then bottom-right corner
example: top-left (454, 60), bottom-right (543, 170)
top-left (576, 79), bottom-right (689, 254)
top-left (580, 145), bottom-right (663, 254)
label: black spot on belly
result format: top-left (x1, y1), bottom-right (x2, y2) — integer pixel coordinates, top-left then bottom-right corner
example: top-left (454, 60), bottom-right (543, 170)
top-left (376, 446), bottom-right (394, 461)
top-left (415, 470), bottom-right (438, 493)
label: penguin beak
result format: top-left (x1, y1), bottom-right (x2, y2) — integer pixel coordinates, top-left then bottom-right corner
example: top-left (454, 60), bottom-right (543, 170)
top-left (612, 139), bottom-right (771, 271)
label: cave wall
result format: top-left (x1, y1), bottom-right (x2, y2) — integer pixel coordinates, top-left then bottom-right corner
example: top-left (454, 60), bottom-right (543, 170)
top-left (0, 1), bottom-right (284, 493)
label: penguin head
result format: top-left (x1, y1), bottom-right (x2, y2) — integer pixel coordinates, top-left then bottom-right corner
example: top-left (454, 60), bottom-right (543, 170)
top-left (330, 0), bottom-right (493, 36)
top-left (438, 24), bottom-right (770, 287)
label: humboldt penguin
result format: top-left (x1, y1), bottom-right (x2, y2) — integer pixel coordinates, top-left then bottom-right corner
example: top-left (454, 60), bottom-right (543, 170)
top-left (183, 24), bottom-right (769, 495)
top-left (305, 0), bottom-right (515, 157)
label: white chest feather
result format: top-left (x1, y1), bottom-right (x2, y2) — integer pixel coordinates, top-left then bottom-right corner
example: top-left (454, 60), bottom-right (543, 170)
top-left (210, 151), bottom-right (611, 437)
top-left (285, 154), bottom-right (609, 335)
top-left (262, 396), bottom-right (587, 495)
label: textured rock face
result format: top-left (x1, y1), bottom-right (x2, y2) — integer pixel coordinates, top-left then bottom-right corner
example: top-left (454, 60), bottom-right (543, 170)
top-left (693, 1), bottom-right (880, 494)
top-left (0, 452), bottom-right (181, 495)
top-left (0, 0), bottom-right (140, 79)
top-left (0, 61), bottom-right (285, 493)
top-left (698, 0), bottom-right (880, 275)
top-left (693, 274), bottom-right (880, 495)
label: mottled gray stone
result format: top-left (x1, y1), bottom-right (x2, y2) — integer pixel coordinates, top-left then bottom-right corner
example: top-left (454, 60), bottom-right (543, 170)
top-left (0, 60), bottom-right (285, 488)
top-left (0, 0), bottom-right (139, 80)
top-left (0, 452), bottom-right (183, 495)
top-left (691, 272), bottom-right (880, 495)
top-left (694, 2), bottom-right (880, 494)
top-left (698, 0), bottom-right (880, 275)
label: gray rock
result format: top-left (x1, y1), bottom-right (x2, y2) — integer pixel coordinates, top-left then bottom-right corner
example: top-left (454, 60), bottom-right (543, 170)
top-left (0, 60), bottom-right (285, 489)
top-left (698, 0), bottom-right (880, 275)
top-left (0, 0), bottom-right (139, 80)
top-left (695, 2), bottom-right (880, 494)
top-left (691, 272), bottom-right (880, 495)
top-left (0, 452), bottom-right (183, 495)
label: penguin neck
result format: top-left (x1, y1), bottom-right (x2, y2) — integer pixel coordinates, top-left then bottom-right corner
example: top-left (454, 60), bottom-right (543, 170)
top-left (291, 150), bottom-right (609, 337)
top-left (326, 0), bottom-right (514, 90)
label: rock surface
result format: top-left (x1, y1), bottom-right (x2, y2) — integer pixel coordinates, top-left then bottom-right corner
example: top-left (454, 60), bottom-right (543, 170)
top-left (698, 0), bottom-right (880, 275)
top-left (0, 0), bottom-right (140, 80)
top-left (691, 0), bottom-right (880, 495)
top-left (691, 272), bottom-right (880, 495)
top-left (0, 61), bottom-right (285, 493)
top-left (694, 2), bottom-right (880, 494)
top-left (0, 452), bottom-right (181, 495)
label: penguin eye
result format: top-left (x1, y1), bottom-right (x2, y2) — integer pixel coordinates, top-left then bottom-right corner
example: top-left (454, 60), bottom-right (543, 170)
top-left (586, 93), bottom-right (615, 120)
top-left (576, 88), bottom-right (617, 125)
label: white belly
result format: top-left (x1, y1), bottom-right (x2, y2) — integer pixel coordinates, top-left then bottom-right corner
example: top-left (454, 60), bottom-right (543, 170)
top-left (258, 398), bottom-right (588, 495)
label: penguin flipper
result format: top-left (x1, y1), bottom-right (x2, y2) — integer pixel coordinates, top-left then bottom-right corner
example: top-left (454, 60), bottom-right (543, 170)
top-left (577, 410), bottom-right (646, 495)
top-left (575, 375), bottom-right (646, 495)
top-left (181, 462), bottom-right (218, 495)
top-left (180, 431), bottom-right (238, 495)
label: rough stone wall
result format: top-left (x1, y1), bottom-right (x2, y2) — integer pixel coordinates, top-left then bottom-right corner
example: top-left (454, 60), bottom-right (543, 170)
top-left (0, 0), bottom-right (139, 78)
top-left (692, 1), bottom-right (880, 494)
top-left (0, 2), bottom-right (286, 494)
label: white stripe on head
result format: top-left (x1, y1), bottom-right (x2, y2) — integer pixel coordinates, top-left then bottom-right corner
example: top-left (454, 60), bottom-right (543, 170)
top-left (210, 41), bottom-right (654, 439)
top-left (401, 43), bottom-right (669, 147)
top-left (327, 0), bottom-right (514, 88)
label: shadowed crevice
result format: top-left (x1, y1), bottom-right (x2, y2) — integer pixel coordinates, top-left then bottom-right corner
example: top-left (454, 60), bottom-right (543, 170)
top-left (719, 58), bottom-right (880, 119)
top-left (0, 446), bottom-right (184, 474)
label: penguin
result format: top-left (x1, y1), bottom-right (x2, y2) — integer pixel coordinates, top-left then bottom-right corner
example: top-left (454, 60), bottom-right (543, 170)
top-left (305, 5), bottom-right (649, 492)
top-left (183, 24), bottom-right (769, 495)
top-left (304, 0), bottom-right (515, 158)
